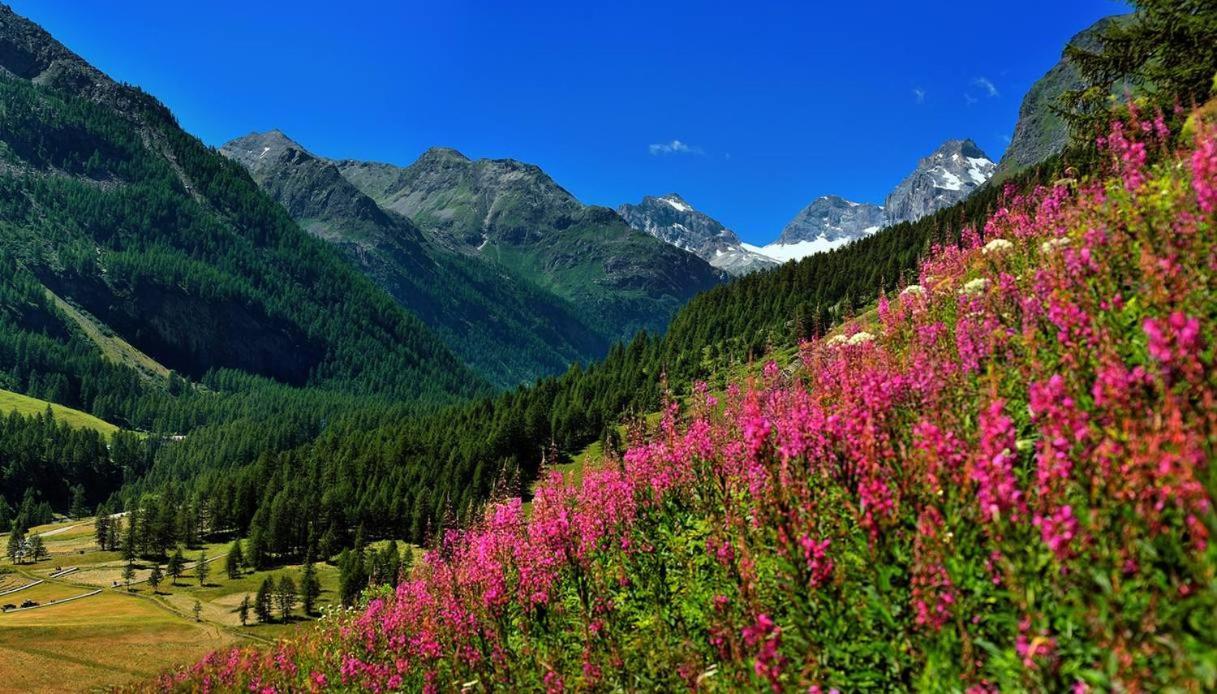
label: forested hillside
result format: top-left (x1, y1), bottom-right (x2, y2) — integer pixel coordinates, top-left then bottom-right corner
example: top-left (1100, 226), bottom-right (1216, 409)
top-left (221, 130), bottom-right (611, 388)
top-left (0, 5), bottom-right (485, 525)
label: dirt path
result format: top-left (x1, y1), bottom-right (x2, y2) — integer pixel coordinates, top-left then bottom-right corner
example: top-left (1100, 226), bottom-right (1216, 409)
top-left (0, 579), bottom-right (43, 597)
top-left (37, 523), bottom-right (84, 538)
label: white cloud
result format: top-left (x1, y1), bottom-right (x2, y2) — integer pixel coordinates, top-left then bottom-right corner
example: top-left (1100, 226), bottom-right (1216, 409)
top-left (972, 77), bottom-right (999, 98)
top-left (913, 87), bottom-right (926, 104)
top-left (649, 139), bottom-right (704, 156)
top-left (964, 93), bottom-right (979, 106)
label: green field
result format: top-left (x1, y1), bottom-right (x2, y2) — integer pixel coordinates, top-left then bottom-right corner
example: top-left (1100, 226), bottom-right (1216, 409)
top-left (0, 389), bottom-right (119, 436)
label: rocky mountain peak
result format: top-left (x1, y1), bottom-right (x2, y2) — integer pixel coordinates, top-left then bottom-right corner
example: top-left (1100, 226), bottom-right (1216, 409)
top-left (775, 195), bottom-right (886, 246)
top-left (884, 139), bottom-right (994, 225)
top-left (617, 194), bottom-right (776, 276)
top-left (221, 130), bottom-right (314, 172)
top-left (418, 146), bottom-right (471, 164)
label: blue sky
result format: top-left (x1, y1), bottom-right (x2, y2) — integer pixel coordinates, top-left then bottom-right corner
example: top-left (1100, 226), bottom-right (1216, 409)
top-left (13, 0), bottom-right (1123, 244)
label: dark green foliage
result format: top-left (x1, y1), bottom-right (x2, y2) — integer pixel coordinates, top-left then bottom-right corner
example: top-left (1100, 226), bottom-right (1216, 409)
top-left (276, 575), bottom-right (297, 621)
top-left (167, 547), bottom-right (185, 585)
top-left (301, 555), bottom-right (321, 616)
top-left (255, 577), bottom-right (274, 624)
top-left (0, 408), bottom-right (145, 526)
top-left (226, 540), bottom-right (244, 579)
top-left (338, 548), bottom-right (368, 607)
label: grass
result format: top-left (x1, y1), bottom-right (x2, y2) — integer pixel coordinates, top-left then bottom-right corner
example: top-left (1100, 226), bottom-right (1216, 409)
top-left (45, 288), bottom-right (172, 380)
top-left (0, 388), bottom-right (119, 436)
top-left (0, 515), bottom-right (345, 690)
top-left (0, 588), bottom-right (233, 692)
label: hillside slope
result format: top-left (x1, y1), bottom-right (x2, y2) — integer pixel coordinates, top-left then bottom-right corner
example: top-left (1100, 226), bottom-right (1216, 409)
top-left (0, 5), bottom-right (484, 405)
top-left (334, 149), bottom-right (726, 339)
top-left (222, 130), bottom-right (610, 388)
top-left (163, 120), bottom-right (1217, 692)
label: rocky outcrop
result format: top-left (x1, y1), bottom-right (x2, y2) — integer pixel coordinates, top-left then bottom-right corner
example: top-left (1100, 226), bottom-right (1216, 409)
top-left (993, 16), bottom-right (1124, 179)
top-left (617, 194), bottom-right (776, 276)
top-left (884, 139), bottom-right (994, 225)
top-left (775, 195), bottom-right (886, 245)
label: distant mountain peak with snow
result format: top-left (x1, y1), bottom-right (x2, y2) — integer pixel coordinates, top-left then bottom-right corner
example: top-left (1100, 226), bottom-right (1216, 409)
top-left (617, 194), bottom-right (777, 276)
top-left (775, 195), bottom-right (886, 245)
top-left (884, 139), bottom-right (995, 225)
top-left (748, 138), bottom-right (995, 264)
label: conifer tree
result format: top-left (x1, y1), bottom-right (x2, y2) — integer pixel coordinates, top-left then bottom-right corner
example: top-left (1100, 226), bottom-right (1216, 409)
top-left (68, 484), bottom-right (87, 519)
top-left (196, 551), bottom-right (209, 586)
top-left (255, 576), bottom-right (274, 623)
top-left (94, 510), bottom-right (110, 550)
top-left (226, 540), bottom-right (244, 579)
top-left (148, 565), bottom-right (163, 593)
top-left (121, 561), bottom-right (135, 590)
top-left (277, 574), bottom-right (297, 622)
top-left (301, 554), bottom-right (321, 615)
top-left (6, 529), bottom-right (24, 564)
top-left (238, 594), bottom-right (250, 626)
top-left (28, 534), bottom-right (46, 562)
top-left (168, 547), bottom-right (185, 585)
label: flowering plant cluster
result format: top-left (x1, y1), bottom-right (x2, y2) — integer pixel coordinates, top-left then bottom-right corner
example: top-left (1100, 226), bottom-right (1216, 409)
top-left (155, 121), bottom-right (1216, 692)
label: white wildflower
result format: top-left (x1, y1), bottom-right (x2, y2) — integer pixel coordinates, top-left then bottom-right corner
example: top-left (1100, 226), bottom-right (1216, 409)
top-left (846, 331), bottom-right (875, 346)
top-left (900, 284), bottom-right (925, 296)
top-left (960, 278), bottom-right (990, 295)
top-left (1040, 237), bottom-right (1069, 254)
top-left (982, 238), bottom-right (1014, 255)
top-left (824, 334), bottom-right (848, 347)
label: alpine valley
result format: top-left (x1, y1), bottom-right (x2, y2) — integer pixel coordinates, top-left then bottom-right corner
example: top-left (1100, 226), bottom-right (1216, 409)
top-left (1, 2), bottom-right (1215, 693)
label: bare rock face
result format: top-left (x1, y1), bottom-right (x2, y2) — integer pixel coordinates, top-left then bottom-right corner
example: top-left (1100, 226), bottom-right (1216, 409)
top-left (994, 16), bottom-right (1125, 179)
top-left (617, 194), bottom-right (777, 276)
top-left (884, 139), bottom-right (995, 225)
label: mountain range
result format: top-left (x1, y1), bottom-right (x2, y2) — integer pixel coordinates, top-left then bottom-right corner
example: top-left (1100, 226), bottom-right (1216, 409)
top-left (0, 5), bottom-right (485, 406)
top-left (221, 131), bottom-right (611, 388)
top-left (615, 194), bottom-right (777, 275)
top-left (622, 138), bottom-right (997, 268)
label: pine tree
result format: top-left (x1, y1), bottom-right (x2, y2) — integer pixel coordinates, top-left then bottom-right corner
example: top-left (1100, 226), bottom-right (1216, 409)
top-left (94, 511), bottom-right (110, 550)
top-left (121, 561), bottom-right (135, 590)
top-left (68, 484), bottom-right (87, 519)
top-left (238, 594), bottom-right (250, 626)
top-left (338, 548), bottom-right (368, 607)
top-left (255, 576), bottom-right (274, 623)
top-left (148, 565), bottom-right (163, 593)
top-left (248, 522), bottom-right (269, 570)
top-left (6, 529), bottom-right (24, 564)
top-left (301, 555), bottom-right (321, 615)
top-left (277, 574), bottom-right (297, 622)
top-left (226, 540), bottom-right (244, 579)
top-left (105, 517), bottom-right (120, 552)
top-left (1063, 1), bottom-right (1217, 141)
top-left (167, 547), bottom-right (185, 585)
top-left (28, 534), bottom-right (47, 562)
top-left (196, 551), bottom-right (209, 586)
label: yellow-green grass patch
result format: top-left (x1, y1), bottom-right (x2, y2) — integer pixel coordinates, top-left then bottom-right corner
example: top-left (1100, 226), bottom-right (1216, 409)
top-left (0, 588), bottom-right (233, 692)
top-left (0, 388), bottom-right (119, 436)
top-left (45, 288), bottom-right (172, 380)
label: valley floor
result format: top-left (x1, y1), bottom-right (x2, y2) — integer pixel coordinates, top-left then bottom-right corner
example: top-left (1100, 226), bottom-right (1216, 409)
top-left (0, 518), bottom-right (339, 692)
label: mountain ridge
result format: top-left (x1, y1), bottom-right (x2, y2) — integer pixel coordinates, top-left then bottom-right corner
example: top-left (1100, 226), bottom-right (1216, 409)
top-left (616, 193), bottom-right (776, 275)
top-left (221, 130), bottom-right (613, 388)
